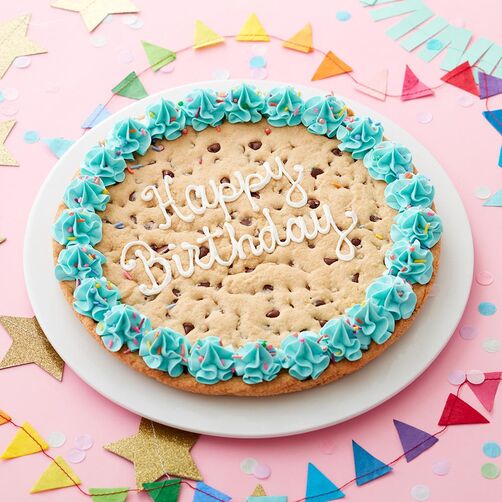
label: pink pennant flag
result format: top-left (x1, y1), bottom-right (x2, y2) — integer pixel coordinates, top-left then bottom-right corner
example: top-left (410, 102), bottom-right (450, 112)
top-left (478, 72), bottom-right (502, 99)
top-left (467, 372), bottom-right (501, 412)
top-left (355, 69), bottom-right (388, 101)
top-left (438, 394), bottom-right (489, 426)
top-left (401, 65), bottom-right (434, 101)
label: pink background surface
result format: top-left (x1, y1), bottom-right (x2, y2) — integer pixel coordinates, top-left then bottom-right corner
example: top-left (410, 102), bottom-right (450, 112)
top-left (0, 0), bottom-right (501, 500)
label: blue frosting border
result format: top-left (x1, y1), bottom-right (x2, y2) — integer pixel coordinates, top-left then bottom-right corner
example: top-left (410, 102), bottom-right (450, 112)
top-left (53, 84), bottom-right (442, 386)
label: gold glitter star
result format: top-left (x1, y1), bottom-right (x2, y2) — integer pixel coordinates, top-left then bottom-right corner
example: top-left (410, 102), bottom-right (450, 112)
top-left (0, 120), bottom-right (18, 167)
top-left (0, 316), bottom-right (64, 380)
top-left (0, 15), bottom-right (47, 79)
top-left (104, 418), bottom-right (202, 488)
top-left (52, 0), bottom-right (140, 32)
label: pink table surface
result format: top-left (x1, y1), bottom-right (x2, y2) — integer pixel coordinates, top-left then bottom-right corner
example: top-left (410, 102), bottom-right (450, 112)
top-left (0, 1), bottom-right (501, 501)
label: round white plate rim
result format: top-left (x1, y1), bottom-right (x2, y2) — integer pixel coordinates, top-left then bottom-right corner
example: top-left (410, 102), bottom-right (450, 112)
top-left (24, 79), bottom-right (473, 438)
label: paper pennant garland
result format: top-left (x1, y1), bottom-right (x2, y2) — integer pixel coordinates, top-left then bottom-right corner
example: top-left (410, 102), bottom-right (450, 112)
top-left (89, 487), bottom-right (129, 502)
top-left (467, 372), bottom-right (501, 411)
top-left (441, 62), bottom-right (479, 96)
top-left (1, 421), bottom-right (48, 459)
top-left (283, 24), bottom-right (313, 53)
top-left (0, 120), bottom-right (18, 166)
top-left (251, 485), bottom-right (267, 497)
top-left (104, 418), bottom-right (201, 488)
top-left (82, 104), bottom-right (111, 129)
top-left (112, 71), bottom-right (148, 100)
top-left (0, 316), bottom-right (64, 380)
top-left (478, 72), bottom-right (502, 99)
top-left (311, 51), bottom-right (352, 81)
top-left (194, 20), bottom-right (224, 50)
top-left (236, 14), bottom-right (269, 42)
top-left (355, 69), bottom-right (388, 101)
top-left (193, 481), bottom-right (231, 502)
top-left (438, 393), bottom-right (489, 426)
top-left (482, 109), bottom-right (502, 135)
top-left (143, 479), bottom-right (181, 502)
top-left (393, 419), bottom-right (438, 462)
top-left (142, 41), bottom-right (176, 71)
top-left (51, 0), bottom-right (139, 32)
top-left (401, 65), bottom-right (434, 101)
top-left (43, 137), bottom-right (75, 158)
top-left (305, 463), bottom-right (345, 501)
top-left (31, 456), bottom-right (81, 493)
top-left (0, 15), bottom-right (47, 79)
top-left (352, 440), bottom-right (392, 486)
top-left (0, 410), bottom-right (11, 425)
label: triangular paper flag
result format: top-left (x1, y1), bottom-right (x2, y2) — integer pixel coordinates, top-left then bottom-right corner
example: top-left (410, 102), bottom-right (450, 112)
top-left (194, 20), bottom-right (224, 49)
top-left (438, 393), bottom-right (489, 425)
top-left (312, 51), bottom-right (352, 81)
top-left (193, 481), bottom-right (231, 502)
top-left (89, 487), bottom-right (129, 502)
top-left (283, 24), bottom-right (313, 53)
top-left (112, 71), bottom-right (148, 100)
top-left (30, 456), bottom-right (81, 493)
top-left (467, 372), bottom-right (501, 412)
top-left (43, 137), bottom-right (74, 158)
top-left (305, 463), bottom-right (345, 501)
top-left (441, 62), bottom-right (479, 96)
top-left (143, 479), bottom-right (180, 502)
top-left (393, 419), bottom-right (438, 462)
top-left (251, 485), bottom-right (267, 497)
top-left (352, 440), bottom-right (392, 486)
top-left (0, 410), bottom-right (10, 425)
top-left (355, 69), bottom-right (388, 101)
top-left (142, 41), bottom-right (176, 71)
top-left (483, 189), bottom-right (502, 206)
top-left (236, 14), bottom-right (269, 42)
top-left (1, 421), bottom-right (48, 459)
top-left (482, 109), bottom-right (502, 135)
top-left (401, 65), bottom-right (434, 101)
top-left (81, 104), bottom-right (111, 129)
top-left (478, 72), bottom-right (502, 99)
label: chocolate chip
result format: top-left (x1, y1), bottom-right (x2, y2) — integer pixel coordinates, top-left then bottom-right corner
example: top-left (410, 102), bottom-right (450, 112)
top-left (207, 143), bottom-right (221, 153)
top-left (331, 147), bottom-right (342, 156)
top-left (129, 192), bottom-right (136, 201)
top-left (198, 281), bottom-right (210, 287)
top-left (130, 215), bottom-right (137, 224)
top-left (266, 309), bottom-right (280, 318)
top-left (199, 246), bottom-right (209, 258)
top-left (319, 320), bottom-right (328, 327)
top-left (240, 217), bottom-right (252, 226)
top-left (172, 288), bottom-right (180, 297)
top-left (143, 221), bottom-right (155, 230)
top-left (369, 214), bottom-right (382, 222)
top-left (248, 140), bottom-right (262, 150)
top-left (314, 300), bottom-right (325, 306)
top-left (263, 284), bottom-right (273, 291)
top-left (162, 169), bottom-right (174, 178)
top-left (183, 322), bottom-right (194, 334)
top-left (307, 242), bottom-right (315, 249)
top-left (220, 176), bottom-right (230, 183)
top-left (308, 198), bottom-right (320, 209)
top-left (245, 267), bottom-right (255, 273)
top-left (311, 167), bottom-right (324, 179)
top-left (351, 238), bottom-right (361, 246)
top-left (352, 273), bottom-right (360, 283)
top-left (324, 257), bottom-right (337, 265)
top-left (251, 192), bottom-right (260, 199)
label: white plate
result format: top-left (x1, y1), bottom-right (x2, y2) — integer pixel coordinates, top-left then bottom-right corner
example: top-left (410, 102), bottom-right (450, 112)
top-left (24, 80), bottom-right (473, 438)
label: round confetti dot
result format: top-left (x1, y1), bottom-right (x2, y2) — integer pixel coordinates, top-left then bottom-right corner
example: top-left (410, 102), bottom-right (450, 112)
top-left (410, 484), bottom-right (430, 501)
top-left (482, 338), bottom-right (500, 353)
top-left (129, 18), bottom-right (144, 30)
top-left (466, 370), bottom-right (485, 385)
top-left (475, 186), bottom-right (491, 200)
top-left (476, 271), bottom-right (494, 285)
top-left (336, 10), bottom-right (352, 21)
top-left (0, 103), bottom-right (19, 116)
top-left (416, 111), bottom-right (433, 124)
top-left (459, 325), bottom-right (477, 340)
top-left (14, 56), bottom-right (31, 69)
top-left (74, 434), bottom-right (94, 450)
top-left (90, 35), bottom-right (107, 48)
top-left (46, 431), bottom-right (66, 448)
top-left (253, 463), bottom-right (271, 480)
top-left (426, 39), bottom-right (443, 50)
top-left (250, 55), bottom-right (266, 69)
top-left (160, 62), bottom-right (176, 74)
top-left (458, 95), bottom-right (474, 107)
top-left (23, 130), bottom-right (40, 144)
top-left (481, 462), bottom-right (500, 479)
top-left (240, 457), bottom-right (258, 474)
top-left (117, 49), bottom-right (134, 64)
top-left (483, 442), bottom-right (501, 458)
top-left (67, 448), bottom-right (86, 463)
top-left (251, 67), bottom-right (268, 80)
top-left (3, 88), bottom-right (19, 101)
top-left (479, 302), bottom-right (497, 316)
top-left (122, 14), bottom-right (138, 25)
top-left (252, 44), bottom-right (268, 56)
top-left (448, 369), bottom-right (466, 385)
top-left (432, 459), bottom-right (450, 476)
top-left (213, 68), bottom-right (230, 80)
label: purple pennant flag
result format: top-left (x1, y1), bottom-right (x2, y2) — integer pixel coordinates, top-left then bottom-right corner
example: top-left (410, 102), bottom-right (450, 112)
top-left (478, 72), bottom-right (502, 99)
top-left (393, 419), bottom-right (438, 462)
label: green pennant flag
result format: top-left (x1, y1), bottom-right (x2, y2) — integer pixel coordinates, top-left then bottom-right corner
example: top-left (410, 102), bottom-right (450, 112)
top-left (143, 479), bottom-right (181, 502)
top-left (89, 487), bottom-right (129, 502)
top-left (111, 71), bottom-right (148, 100)
top-left (142, 41), bottom-right (176, 72)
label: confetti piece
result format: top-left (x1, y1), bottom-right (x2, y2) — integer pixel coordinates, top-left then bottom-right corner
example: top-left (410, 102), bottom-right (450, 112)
top-left (117, 48), bottom-right (134, 64)
top-left (483, 189), bottom-right (502, 207)
top-left (410, 484), bottom-right (430, 501)
top-left (481, 463), bottom-right (500, 479)
top-left (160, 62), bottom-right (175, 73)
top-left (448, 369), bottom-right (466, 385)
top-left (90, 34), bottom-right (107, 47)
top-left (457, 95), bottom-right (474, 107)
top-left (14, 56), bottom-right (31, 68)
top-left (252, 44), bottom-right (268, 56)
top-left (475, 186), bottom-right (491, 199)
top-left (3, 88), bottom-right (19, 101)
top-left (240, 457), bottom-right (258, 474)
top-left (466, 370), bottom-right (485, 385)
top-left (0, 103), bottom-right (19, 116)
top-left (67, 448), bottom-right (86, 463)
top-left (416, 111), bottom-right (433, 124)
top-left (213, 68), bottom-right (230, 80)
top-left (431, 459), bottom-right (450, 476)
top-left (253, 463), bottom-right (271, 480)
top-left (459, 325), bottom-right (477, 340)
top-left (74, 434), bottom-right (94, 450)
top-left (251, 67), bottom-right (268, 80)
top-left (129, 18), bottom-right (144, 30)
top-left (336, 10), bottom-right (352, 21)
top-left (250, 55), bottom-right (266, 69)
top-left (122, 14), bottom-right (138, 25)
top-left (81, 104), bottom-right (111, 129)
top-left (478, 302), bottom-right (496, 316)
top-left (426, 39), bottom-right (443, 50)
top-left (476, 271), bottom-right (494, 285)
top-left (483, 442), bottom-right (501, 458)
top-left (482, 338), bottom-right (500, 353)
top-left (23, 130), bottom-right (40, 143)
top-left (46, 431), bottom-right (66, 448)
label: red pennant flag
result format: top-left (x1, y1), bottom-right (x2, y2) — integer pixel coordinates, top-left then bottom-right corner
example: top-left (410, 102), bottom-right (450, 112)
top-left (401, 65), bottom-right (434, 101)
top-left (438, 393), bottom-right (489, 426)
top-left (467, 372), bottom-right (501, 412)
top-left (441, 62), bottom-right (479, 96)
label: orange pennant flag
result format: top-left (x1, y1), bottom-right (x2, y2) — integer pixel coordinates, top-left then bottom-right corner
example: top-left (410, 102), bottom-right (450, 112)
top-left (236, 13), bottom-right (269, 42)
top-left (283, 24), bottom-right (313, 53)
top-left (0, 410), bottom-right (11, 425)
top-left (312, 51), bottom-right (352, 81)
